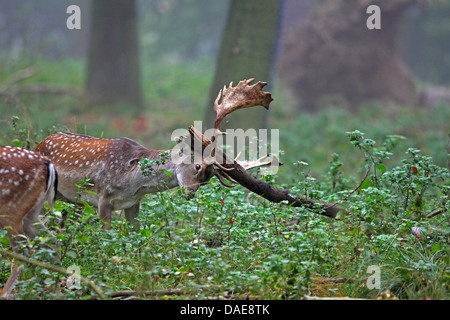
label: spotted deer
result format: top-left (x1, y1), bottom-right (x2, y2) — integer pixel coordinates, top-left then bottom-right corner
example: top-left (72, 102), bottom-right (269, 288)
top-left (34, 79), bottom-right (274, 230)
top-left (0, 146), bottom-right (58, 298)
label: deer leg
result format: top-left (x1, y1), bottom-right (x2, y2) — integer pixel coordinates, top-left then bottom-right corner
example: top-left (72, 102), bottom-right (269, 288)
top-left (124, 203), bottom-right (141, 228)
top-left (22, 205), bottom-right (44, 240)
top-left (23, 205), bottom-right (61, 260)
top-left (1, 259), bottom-right (25, 299)
top-left (98, 198), bottom-right (113, 230)
top-left (1, 227), bottom-right (25, 299)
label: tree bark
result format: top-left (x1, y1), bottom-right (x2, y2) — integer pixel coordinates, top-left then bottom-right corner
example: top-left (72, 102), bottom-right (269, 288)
top-left (85, 0), bottom-right (143, 111)
top-left (203, 0), bottom-right (283, 131)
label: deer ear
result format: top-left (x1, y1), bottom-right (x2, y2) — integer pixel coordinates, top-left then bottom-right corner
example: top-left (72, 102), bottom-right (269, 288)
top-left (128, 158), bottom-right (140, 167)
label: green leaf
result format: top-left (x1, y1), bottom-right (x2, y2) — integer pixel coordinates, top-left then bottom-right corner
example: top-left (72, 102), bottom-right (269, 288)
top-left (376, 164), bottom-right (386, 174)
top-left (159, 169), bottom-right (172, 178)
top-left (360, 179), bottom-right (372, 190)
top-left (82, 201), bottom-right (96, 214)
top-left (77, 234), bottom-right (90, 243)
top-left (431, 244), bottom-right (442, 253)
top-left (12, 139), bottom-right (22, 147)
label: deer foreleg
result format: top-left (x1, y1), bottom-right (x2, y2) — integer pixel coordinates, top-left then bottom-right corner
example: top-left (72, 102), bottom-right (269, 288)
top-left (98, 198), bottom-right (113, 230)
top-left (124, 203), bottom-right (140, 228)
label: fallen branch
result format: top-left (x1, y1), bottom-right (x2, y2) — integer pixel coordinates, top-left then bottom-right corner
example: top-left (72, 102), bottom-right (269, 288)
top-left (320, 277), bottom-right (356, 284)
top-left (303, 295), bottom-right (366, 300)
top-left (188, 126), bottom-right (349, 219)
top-left (0, 248), bottom-right (106, 300)
top-left (426, 208), bottom-right (447, 219)
top-left (109, 289), bottom-right (185, 298)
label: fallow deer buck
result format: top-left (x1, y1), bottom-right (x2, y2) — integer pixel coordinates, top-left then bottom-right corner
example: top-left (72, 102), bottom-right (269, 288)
top-left (0, 146), bottom-right (58, 298)
top-left (34, 79), bottom-right (274, 230)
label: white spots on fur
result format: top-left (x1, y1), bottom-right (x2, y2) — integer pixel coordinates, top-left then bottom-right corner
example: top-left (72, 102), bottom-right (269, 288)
top-left (0, 146), bottom-right (50, 206)
top-left (38, 133), bottom-right (125, 171)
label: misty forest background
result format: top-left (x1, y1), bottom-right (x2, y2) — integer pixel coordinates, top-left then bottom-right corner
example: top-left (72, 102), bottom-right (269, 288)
top-left (0, 0), bottom-right (449, 300)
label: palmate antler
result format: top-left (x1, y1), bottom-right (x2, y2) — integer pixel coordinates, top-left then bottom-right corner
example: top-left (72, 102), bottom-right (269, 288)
top-left (208, 79), bottom-right (276, 186)
top-left (213, 78), bottom-right (273, 136)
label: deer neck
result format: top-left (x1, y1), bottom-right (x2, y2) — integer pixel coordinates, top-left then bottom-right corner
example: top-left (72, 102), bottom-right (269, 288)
top-left (138, 149), bottom-right (181, 192)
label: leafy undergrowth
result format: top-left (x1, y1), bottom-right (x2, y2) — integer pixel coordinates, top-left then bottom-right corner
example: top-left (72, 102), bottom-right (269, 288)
top-left (1, 131), bottom-right (449, 300)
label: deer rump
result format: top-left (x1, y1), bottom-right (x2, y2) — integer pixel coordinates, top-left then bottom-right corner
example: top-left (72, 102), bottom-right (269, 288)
top-left (0, 146), bottom-right (57, 239)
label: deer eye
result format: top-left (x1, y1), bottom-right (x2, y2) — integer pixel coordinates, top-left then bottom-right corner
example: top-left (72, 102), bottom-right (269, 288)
top-left (195, 164), bottom-right (201, 171)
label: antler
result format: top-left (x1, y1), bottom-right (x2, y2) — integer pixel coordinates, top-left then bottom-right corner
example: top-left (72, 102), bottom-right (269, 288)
top-left (234, 152), bottom-right (282, 171)
top-left (213, 153), bottom-right (282, 188)
top-left (185, 79), bottom-right (274, 188)
top-left (214, 78), bottom-right (273, 135)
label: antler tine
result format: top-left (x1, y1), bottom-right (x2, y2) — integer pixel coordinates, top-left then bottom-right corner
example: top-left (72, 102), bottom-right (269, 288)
top-left (213, 160), bottom-right (234, 172)
top-left (216, 168), bottom-right (238, 184)
top-left (214, 171), bottom-right (238, 188)
top-left (213, 78), bottom-right (273, 135)
top-left (237, 154), bottom-right (282, 170)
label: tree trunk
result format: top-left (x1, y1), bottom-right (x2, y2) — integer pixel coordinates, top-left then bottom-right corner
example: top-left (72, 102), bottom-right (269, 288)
top-left (85, 0), bottom-right (143, 111)
top-left (280, 0), bottom-right (418, 111)
top-left (203, 0), bottom-right (283, 131)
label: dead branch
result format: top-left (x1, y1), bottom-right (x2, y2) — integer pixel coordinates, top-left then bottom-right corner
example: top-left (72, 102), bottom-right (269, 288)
top-left (109, 289), bottom-right (185, 298)
top-left (188, 126), bottom-right (348, 219)
top-left (303, 295), bottom-right (366, 300)
top-left (320, 277), bottom-right (356, 284)
top-left (0, 248), bottom-right (106, 300)
top-left (426, 208), bottom-right (446, 219)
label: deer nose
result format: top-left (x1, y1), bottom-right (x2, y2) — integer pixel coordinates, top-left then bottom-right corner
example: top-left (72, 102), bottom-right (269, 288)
top-left (185, 186), bottom-right (199, 199)
top-left (185, 193), bottom-right (195, 200)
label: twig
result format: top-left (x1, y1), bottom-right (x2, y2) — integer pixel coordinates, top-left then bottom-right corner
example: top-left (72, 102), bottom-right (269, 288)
top-left (109, 289), bottom-right (185, 298)
top-left (245, 254), bottom-right (269, 272)
top-left (426, 208), bottom-right (446, 219)
top-left (0, 248), bottom-right (107, 300)
top-left (320, 277), bottom-right (356, 284)
top-left (303, 295), bottom-right (366, 300)
top-left (323, 165), bottom-right (371, 211)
